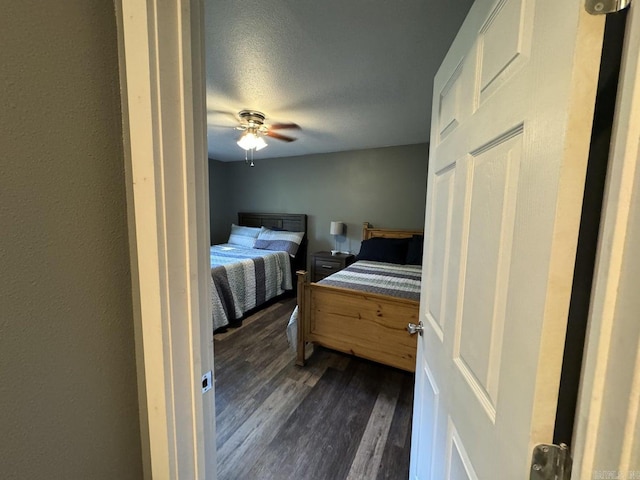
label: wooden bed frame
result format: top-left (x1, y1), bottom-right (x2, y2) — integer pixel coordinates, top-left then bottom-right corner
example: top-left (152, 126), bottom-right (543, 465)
top-left (296, 222), bottom-right (423, 372)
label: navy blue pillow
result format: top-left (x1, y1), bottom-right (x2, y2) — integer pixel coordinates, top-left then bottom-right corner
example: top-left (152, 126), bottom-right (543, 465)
top-left (405, 235), bottom-right (424, 265)
top-left (356, 237), bottom-right (410, 264)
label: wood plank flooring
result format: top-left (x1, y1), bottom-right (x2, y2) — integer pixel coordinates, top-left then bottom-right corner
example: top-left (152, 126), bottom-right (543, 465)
top-left (214, 296), bottom-right (414, 480)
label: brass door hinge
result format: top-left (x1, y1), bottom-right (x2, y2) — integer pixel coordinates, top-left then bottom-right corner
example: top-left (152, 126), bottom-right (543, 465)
top-left (586, 0), bottom-right (631, 14)
top-left (530, 443), bottom-right (572, 480)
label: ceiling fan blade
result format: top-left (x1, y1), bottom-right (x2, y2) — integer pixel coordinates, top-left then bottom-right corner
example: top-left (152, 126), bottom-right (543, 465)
top-left (269, 123), bottom-right (300, 130)
top-left (208, 109), bottom-right (240, 122)
top-left (267, 131), bottom-right (297, 142)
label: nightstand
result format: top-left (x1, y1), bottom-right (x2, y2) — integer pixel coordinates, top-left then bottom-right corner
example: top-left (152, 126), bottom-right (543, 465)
top-left (310, 251), bottom-right (356, 282)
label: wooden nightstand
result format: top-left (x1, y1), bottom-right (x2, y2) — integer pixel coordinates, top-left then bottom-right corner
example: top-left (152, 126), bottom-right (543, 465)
top-left (310, 251), bottom-right (356, 282)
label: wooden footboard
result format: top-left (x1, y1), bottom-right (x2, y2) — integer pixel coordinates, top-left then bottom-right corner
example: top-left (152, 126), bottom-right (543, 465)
top-left (296, 270), bottom-right (418, 372)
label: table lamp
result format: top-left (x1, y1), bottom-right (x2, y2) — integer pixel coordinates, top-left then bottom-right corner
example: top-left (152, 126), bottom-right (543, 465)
top-left (330, 221), bottom-right (344, 255)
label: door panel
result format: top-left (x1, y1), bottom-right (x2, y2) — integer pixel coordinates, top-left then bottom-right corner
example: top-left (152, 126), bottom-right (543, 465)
top-left (414, 360), bottom-right (441, 480)
top-left (456, 132), bottom-right (521, 412)
top-left (446, 422), bottom-right (478, 480)
top-left (477, 0), bottom-right (531, 103)
top-left (425, 163), bottom-right (456, 341)
top-left (410, 0), bottom-right (605, 478)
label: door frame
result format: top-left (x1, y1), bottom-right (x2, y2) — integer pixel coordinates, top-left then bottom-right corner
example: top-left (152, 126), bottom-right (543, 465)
top-left (572, 3), bottom-right (640, 478)
top-left (114, 0), bottom-right (640, 478)
top-left (115, 0), bottom-right (215, 479)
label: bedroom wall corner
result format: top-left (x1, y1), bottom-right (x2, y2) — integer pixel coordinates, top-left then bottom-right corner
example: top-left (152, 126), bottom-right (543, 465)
top-left (209, 158), bottom-right (235, 244)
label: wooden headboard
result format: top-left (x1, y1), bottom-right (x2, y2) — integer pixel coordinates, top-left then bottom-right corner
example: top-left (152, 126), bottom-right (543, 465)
top-left (238, 212), bottom-right (307, 233)
top-left (238, 212), bottom-right (308, 288)
top-left (362, 222), bottom-right (423, 240)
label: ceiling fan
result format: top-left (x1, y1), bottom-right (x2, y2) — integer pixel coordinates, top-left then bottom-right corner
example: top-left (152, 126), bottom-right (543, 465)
top-left (235, 110), bottom-right (299, 149)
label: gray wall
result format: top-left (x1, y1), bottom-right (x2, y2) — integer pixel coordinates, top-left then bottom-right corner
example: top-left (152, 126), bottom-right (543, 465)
top-left (209, 144), bottom-right (429, 263)
top-left (209, 158), bottom-right (232, 245)
top-left (1, 2), bottom-right (142, 478)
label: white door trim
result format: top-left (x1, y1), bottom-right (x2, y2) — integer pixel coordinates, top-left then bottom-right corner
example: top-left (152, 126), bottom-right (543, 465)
top-left (572, 4), bottom-right (640, 478)
top-left (115, 1), bottom-right (215, 478)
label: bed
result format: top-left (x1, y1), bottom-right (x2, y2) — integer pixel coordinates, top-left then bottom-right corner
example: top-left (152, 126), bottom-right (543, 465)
top-left (294, 223), bottom-right (423, 372)
top-left (210, 212), bottom-right (307, 331)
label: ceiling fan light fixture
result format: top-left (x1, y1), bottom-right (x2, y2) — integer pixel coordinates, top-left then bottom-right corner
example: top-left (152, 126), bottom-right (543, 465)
top-left (237, 131), bottom-right (264, 151)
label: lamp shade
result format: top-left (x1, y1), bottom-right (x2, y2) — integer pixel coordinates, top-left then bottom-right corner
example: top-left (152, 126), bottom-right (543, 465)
top-left (254, 136), bottom-right (268, 151)
top-left (330, 221), bottom-right (344, 235)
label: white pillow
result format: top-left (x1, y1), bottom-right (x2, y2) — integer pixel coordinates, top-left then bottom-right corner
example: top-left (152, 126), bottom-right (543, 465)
top-left (227, 224), bottom-right (260, 248)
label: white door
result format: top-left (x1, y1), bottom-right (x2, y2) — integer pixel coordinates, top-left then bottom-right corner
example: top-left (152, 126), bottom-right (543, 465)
top-left (410, 0), bottom-right (605, 478)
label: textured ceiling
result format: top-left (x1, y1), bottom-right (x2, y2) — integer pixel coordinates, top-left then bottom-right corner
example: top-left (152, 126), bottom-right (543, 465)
top-left (205, 0), bottom-right (474, 162)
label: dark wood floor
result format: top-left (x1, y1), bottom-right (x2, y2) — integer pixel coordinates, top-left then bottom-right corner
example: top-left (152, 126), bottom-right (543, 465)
top-left (214, 296), bottom-right (415, 480)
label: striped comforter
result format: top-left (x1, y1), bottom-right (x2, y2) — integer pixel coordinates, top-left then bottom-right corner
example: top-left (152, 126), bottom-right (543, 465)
top-left (210, 244), bottom-right (292, 331)
top-left (318, 260), bottom-right (422, 301)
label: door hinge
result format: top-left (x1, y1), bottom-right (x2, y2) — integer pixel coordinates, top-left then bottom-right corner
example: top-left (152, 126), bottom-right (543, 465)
top-left (586, 0), bottom-right (631, 14)
top-left (530, 443), bottom-right (572, 480)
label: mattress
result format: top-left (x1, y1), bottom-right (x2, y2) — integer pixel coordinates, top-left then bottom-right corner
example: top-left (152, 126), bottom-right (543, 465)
top-left (316, 260), bottom-right (422, 301)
